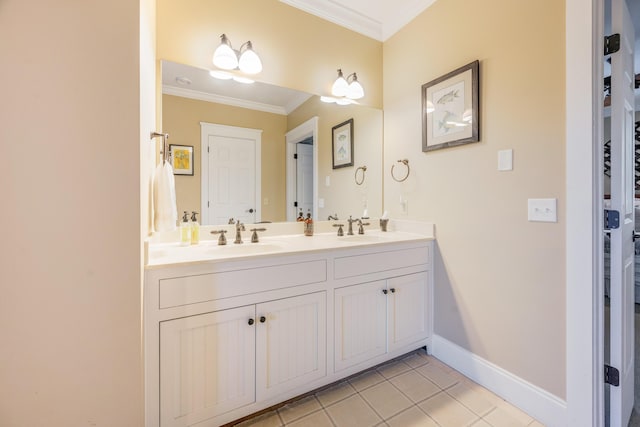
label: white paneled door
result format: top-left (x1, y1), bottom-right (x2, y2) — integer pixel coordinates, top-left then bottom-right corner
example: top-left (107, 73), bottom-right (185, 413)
top-left (609, 0), bottom-right (635, 424)
top-left (200, 123), bottom-right (262, 225)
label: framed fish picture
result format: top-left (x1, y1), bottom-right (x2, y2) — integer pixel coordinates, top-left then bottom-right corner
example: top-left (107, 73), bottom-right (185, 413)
top-left (332, 118), bottom-right (354, 169)
top-left (422, 60), bottom-right (479, 152)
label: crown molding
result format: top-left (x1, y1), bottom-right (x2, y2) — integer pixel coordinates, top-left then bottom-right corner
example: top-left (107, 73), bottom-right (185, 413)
top-left (280, 0), bottom-right (383, 41)
top-left (280, 0), bottom-right (437, 41)
top-left (163, 85), bottom-right (288, 115)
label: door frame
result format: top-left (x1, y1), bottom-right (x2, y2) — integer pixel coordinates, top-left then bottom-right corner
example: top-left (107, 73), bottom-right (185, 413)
top-left (566, 0), bottom-right (605, 425)
top-left (285, 117), bottom-right (318, 221)
top-left (200, 122), bottom-right (262, 225)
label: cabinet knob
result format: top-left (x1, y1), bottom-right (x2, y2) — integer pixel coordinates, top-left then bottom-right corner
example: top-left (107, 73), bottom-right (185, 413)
top-left (259, 316), bottom-right (266, 323)
top-left (248, 318), bottom-right (255, 326)
top-left (390, 288), bottom-right (396, 293)
top-left (382, 289), bottom-right (388, 295)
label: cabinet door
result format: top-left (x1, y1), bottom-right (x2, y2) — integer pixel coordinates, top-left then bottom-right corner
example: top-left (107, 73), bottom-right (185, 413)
top-left (160, 305), bottom-right (256, 427)
top-left (256, 292), bottom-right (326, 400)
top-left (387, 272), bottom-right (429, 352)
top-left (334, 281), bottom-right (387, 372)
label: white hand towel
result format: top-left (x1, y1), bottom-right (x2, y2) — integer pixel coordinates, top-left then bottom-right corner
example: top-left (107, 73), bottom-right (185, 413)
top-left (153, 162), bottom-right (178, 232)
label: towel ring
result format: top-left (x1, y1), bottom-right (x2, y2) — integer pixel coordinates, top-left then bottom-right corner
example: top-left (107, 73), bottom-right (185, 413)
top-left (355, 166), bottom-right (367, 185)
top-left (391, 159), bottom-right (410, 182)
top-left (150, 131), bottom-right (170, 164)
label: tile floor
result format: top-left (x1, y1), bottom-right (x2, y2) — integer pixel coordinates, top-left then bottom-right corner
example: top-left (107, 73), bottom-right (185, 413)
top-left (234, 350), bottom-right (544, 427)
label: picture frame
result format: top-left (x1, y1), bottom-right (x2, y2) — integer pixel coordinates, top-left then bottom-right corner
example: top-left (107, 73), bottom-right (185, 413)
top-left (422, 60), bottom-right (479, 152)
top-left (332, 118), bottom-right (354, 169)
top-left (169, 144), bottom-right (194, 176)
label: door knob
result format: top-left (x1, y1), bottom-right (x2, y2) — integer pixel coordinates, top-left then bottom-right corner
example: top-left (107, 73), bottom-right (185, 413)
top-left (390, 288), bottom-right (396, 293)
top-left (259, 316), bottom-right (266, 323)
top-left (248, 318), bottom-right (255, 326)
top-left (246, 208), bottom-right (255, 213)
top-left (382, 289), bottom-right (388, 295)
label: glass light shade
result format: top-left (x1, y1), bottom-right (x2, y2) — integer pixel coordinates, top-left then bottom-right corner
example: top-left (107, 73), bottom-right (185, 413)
top-left (213, 35), bottom-right (238, 70)
top-left (336, 97), bottom-right (352, 105)
top-left (347, 80), bottom-right (364, 100)
top-left (238, 43), bottom-right (262, 74)
top-left (331, 70), bottom-right (349, 97)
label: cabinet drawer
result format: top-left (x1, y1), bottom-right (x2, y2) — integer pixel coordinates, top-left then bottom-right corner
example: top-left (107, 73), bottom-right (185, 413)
top-left (334, 246), bottom-right (429, 279)
top-left (159, 260), bottom-right (327, 308)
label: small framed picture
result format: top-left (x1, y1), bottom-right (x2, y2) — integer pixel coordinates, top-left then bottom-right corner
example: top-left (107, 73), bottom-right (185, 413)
top-left (422, 60), bottom-right (479, 152)
top-left (169, 144), bottom-right (194, 175)
top-left (332, 118), bottom-right (354, 169)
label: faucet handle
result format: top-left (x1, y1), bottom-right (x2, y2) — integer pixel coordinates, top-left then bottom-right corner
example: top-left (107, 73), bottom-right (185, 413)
top-left (358, 220), bottom-right (370, 235)
top-left (333, 223), bottom-right (345, 236)
top-left (250, 228), bottom-right (267, 243)
top-left (210, 230), bottom-right (228, 245)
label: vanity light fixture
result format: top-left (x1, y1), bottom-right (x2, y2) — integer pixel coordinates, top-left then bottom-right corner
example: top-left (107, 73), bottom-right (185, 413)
top-left (213, 33), bottom-right (263, 75)
top-left (331, 69), bottom-right (364, 100)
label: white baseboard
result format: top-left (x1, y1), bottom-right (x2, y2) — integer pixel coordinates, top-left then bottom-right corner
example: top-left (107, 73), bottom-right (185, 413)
top-left (431, 335), bottom-right (567, 427)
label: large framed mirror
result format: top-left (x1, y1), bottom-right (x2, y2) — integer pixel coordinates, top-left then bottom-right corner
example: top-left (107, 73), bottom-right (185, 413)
top-left (161, 60), bottom-right (383, 226)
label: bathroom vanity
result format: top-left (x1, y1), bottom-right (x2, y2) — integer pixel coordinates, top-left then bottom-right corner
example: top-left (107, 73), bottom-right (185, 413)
top-left (144, 222), bottom-right (434, 427)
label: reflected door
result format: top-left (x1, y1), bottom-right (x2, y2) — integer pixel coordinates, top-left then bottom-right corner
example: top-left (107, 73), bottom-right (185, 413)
top-left (608, 0), bottom-right (635, 424)
top-left (201, 123), bottom-right (262, 225)
top-left (296, 143), bottom-right (314, 218)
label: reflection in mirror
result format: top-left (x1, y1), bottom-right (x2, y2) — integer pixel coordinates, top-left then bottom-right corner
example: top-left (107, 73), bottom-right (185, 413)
top-left (161, 60), bottom-right (383, 226)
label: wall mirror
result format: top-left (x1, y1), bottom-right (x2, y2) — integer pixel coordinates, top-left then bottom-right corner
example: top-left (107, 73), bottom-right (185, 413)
top-left (161, 60), bottom-right (383, 226)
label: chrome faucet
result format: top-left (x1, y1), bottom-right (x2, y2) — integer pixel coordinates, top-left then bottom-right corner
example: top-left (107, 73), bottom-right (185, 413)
top-left (327, 213), bottom-right (339, 220)
top-left (356, 218), bottom-right (370, 234)
top-left (346, 216), bottom-right (358, 236)
top-left (234, 220), bottom-right (245, 244)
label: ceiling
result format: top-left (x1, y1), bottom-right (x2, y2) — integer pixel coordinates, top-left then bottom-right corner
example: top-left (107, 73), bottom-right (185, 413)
top-left (162, 61), bottom-right (313, 115)
top-left (279, 0), bottom-right (437, 41)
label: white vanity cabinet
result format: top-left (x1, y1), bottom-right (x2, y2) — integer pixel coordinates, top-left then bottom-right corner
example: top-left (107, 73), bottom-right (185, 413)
top-left (334, 272), bottom-right (429, 372)
top-left (145, 235), bottom-right (433, 427)
top-left (159, 292), bottom-right (326, 427)
top-left (160, 305), bottom-right (256, 427)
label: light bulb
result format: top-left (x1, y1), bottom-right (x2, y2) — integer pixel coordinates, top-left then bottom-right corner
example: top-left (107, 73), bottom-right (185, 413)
top-left (331, 69), bottom-right (349, 97)
top-left (213, 34), bottom-right (238, 70)
top-left (238, 42), bottom-right (262, 74)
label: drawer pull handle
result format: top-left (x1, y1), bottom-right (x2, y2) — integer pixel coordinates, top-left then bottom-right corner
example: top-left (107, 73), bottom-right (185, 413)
top-left (390, 288), bottom-right (396, 293)
top-left (382, 289), bottom-right (388, 295)
top-left (248, 318), bottom-right (255, 326)
top-left (260, 316), bottom-right (266, 323)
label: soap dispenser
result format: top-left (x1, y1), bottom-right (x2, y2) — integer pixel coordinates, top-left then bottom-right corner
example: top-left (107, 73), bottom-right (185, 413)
top-left (180, 211), bottom-right (191, 246)
top-left (190, 211), bottom-right (200, 245)
top-left (304, 210), bottom-right (314, 236)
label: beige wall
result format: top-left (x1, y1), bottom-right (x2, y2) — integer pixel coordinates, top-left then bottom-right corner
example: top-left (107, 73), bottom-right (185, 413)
top-left (383, 0), bottom-right (566, 398)
top-left (288, 98), bottom-right (384, 220)
top-left (162, 94), bottom-right (287, 222)
top-left (156, 0), bottom-right (383, 108)
top-left (0, 0), bottom-right (146, 425)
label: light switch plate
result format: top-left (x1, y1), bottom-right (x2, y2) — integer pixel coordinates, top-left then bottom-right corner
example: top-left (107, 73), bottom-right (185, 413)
top-left (528, 198), bottom-right (557, 222)
top-left (325, 176), bottom-right (331, 187)
top-left (498, 149), bottom-right (513, 171)
top-left (318, 198), bottom-right (325, 208)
